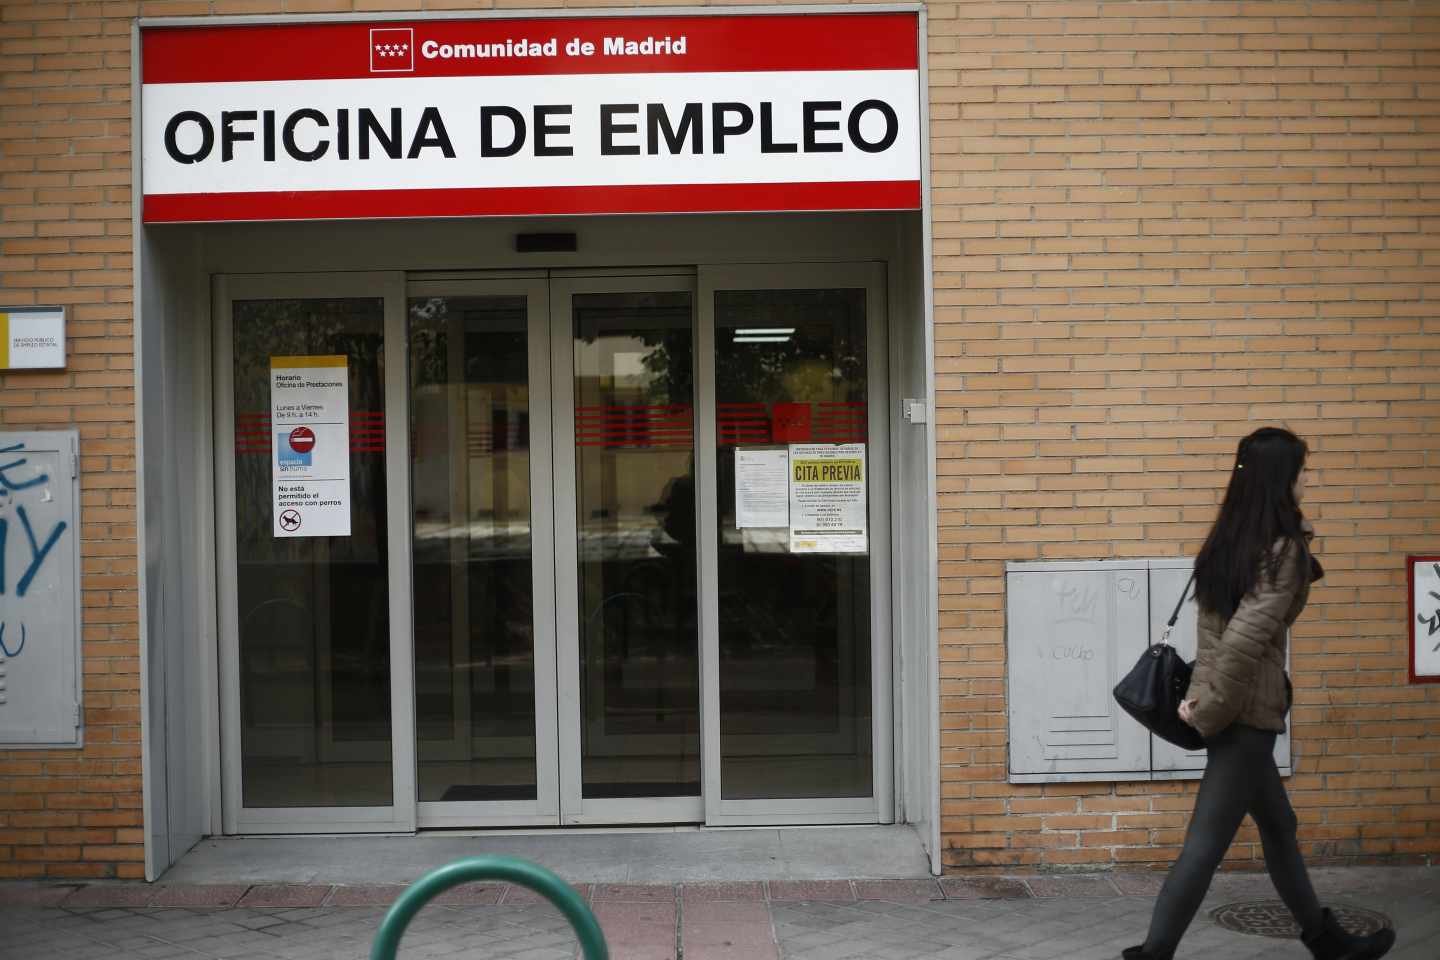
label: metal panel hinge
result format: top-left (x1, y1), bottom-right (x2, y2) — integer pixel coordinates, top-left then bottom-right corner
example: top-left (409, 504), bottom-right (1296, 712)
top-left (73, 703), bottom-right (81, 728)
top-left (70, 436), bottom-right (78, 479)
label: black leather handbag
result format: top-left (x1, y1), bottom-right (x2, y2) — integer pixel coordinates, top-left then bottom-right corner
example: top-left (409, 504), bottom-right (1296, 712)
top-left (1113, 574), bottom-right (1207, 751)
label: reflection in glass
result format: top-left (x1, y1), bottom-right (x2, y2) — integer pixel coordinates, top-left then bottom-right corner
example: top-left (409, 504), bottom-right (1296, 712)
top-left (714, 289), bottom-right (873, 800)
top-left (572, 292), bottom-right (700, 799)
top-left (410, 296), bottom-right (539, 803)
top-left (232, 298), bottom-right (393, 808)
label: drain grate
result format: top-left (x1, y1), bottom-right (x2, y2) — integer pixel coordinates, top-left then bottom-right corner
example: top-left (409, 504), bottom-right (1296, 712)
top-left (1211, 900), bottom-right (1391, 939)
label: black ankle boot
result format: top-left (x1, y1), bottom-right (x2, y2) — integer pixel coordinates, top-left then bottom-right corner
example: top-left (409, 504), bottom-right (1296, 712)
top-left (1302, 908), bottom-right (1396, 960)
top-left (1121, 947), bottom-right (1172, 960)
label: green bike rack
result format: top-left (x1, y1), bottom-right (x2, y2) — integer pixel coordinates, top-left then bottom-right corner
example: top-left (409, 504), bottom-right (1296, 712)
top-left (369, 856), bottom-right (609, 960)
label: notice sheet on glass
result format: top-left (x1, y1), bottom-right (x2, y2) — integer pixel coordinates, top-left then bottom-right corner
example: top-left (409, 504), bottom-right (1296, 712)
top-left (788, 443), bottom-right (867, 554)
top-left (735, 448), bottom-right (790, 529)
top-left (270, 355), bottom-right (351, 538)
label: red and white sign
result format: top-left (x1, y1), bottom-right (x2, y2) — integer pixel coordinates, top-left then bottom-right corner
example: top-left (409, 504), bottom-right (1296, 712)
top-left (288, 425), bottom-right (316, 454)
top-left (140, 14), bottom-right (921, 222)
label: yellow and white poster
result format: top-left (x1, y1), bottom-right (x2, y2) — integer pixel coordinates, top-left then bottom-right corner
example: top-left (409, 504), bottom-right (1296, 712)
top-left (788, 443), bottom-right (867, 554)
top-left (270, 356), bottom-right (351, 538)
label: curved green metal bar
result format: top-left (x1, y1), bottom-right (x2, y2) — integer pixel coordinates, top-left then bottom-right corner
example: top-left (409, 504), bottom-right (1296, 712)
top-left (368, 856), bottom-right (608, 960)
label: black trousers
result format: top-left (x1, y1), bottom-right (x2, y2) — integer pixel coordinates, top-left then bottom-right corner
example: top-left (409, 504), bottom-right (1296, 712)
top-left (1143, 724), bottom-right (1324, 955)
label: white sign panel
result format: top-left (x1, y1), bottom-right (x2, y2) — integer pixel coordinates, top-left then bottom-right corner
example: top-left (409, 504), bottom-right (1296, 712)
top-left (788, 443), bottom-right (867, 554)
top-left (270, 356), bottom-right (351, 538)
top-left (1411, 556), bottom-right (1440, 683)
top-left (735, 448), bottom-right (789, 529)
top-left (139, 13), bottom-right (921, 222)
top-left (0, 308), bottom-right (65, 370)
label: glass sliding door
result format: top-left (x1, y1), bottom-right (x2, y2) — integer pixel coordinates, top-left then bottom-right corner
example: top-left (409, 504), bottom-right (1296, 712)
top-left (408, 278), bottom-right (558, 827)
top-left (551, 275), bottom-right (703, 824)
top-left (215, 273), bottom-right (414, 834)
top-left (697, 263), bottom-right (892, 826)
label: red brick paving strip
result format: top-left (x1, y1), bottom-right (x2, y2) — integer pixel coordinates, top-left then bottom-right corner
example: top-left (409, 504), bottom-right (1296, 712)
top-left (499, 881), bottom-right (591, 905)
top-left (63, 884), bottom-right (157, 907)
top-left (852, 879), bottom-right (943, 902)
top-left (0, 884), bottom-right (79, 906)
top-left (149, 884), bottom-right (251, 907)
top-left (324, 884), bottom-right (407, 906)
top-left (591, 900), bottom-right (678, 960)
top-left (680, 881), bottom-right (765, 902)
top-left (591, 883), bottom-right (674, 902)
top-left (681, 900), bottom-right (778, 960)
top-left (1025, 876), bottom-right (1120, 898)
top-left (938, 876), bottom-right (1032, 900)
top-left (238, 884), bottom-right (333, 907)
top-left (431, 881), bottom-right (504, 905)
top-left (765, 880), bottom-right (855, 901)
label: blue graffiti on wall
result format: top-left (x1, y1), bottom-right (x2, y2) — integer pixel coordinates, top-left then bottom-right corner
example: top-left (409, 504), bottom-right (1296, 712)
top-left (0, 442), bottom-right (69, 658)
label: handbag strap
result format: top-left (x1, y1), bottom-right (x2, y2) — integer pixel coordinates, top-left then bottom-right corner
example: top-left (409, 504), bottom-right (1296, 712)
top-left (1156, 573), bottom-right (1196, 647)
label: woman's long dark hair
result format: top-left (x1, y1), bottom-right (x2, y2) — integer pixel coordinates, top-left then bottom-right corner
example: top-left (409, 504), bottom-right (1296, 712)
top-left (1194, 427), bottom-right (1309, 619)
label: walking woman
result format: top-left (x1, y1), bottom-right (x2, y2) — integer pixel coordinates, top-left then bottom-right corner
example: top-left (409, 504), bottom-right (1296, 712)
top-left (1124, 428), bottom-right (1395, 960)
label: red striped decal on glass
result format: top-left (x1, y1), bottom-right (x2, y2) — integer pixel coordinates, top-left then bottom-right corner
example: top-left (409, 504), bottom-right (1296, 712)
top-left (717, 402), bottom-right (770, 446)
top-left (813, 401), bottom-right (867, 443)
top-left (233, 412), bottom-right (387, 453)
top-left (575, 404), bottom-right (693, 449)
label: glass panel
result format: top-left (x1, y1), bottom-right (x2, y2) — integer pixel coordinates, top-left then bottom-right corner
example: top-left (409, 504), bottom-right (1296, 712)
top-left (713, 288), bottom-right (873, 800)
top-left (410, 296), bottom-right (539, 803)
top-left (572, 291), bottom-right (700, 800)
top-left (232, 298), bottom-right (392, 808)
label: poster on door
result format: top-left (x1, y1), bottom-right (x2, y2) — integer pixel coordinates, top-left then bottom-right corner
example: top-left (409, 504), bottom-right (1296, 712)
top-left (270, 355), bottom-right (351, 538)
top-left (788, 443), bottom-right (867, 554)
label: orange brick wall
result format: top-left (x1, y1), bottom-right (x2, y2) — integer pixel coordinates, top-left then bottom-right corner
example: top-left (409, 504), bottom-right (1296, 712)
top-left (928, 1), bottom-right (1440, 871)
top-left (1, 0), bottom-right (1437, 879)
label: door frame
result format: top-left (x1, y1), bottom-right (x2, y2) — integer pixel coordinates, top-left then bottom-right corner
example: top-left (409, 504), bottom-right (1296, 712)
top-left (696, 261), bottom-right (895, 826)
top-left (408, 274), bottom-right (563, 829)
top-left (213, 272), bottom-right (416, 834)
top-left (550, 271), bottom-right (706, 826)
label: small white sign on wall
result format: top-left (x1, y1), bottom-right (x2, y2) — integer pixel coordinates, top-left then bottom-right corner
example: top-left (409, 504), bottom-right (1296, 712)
top-left (0, 307), bottom-right (65, 370)
top-left (270, 356), bottom-right (352, 538)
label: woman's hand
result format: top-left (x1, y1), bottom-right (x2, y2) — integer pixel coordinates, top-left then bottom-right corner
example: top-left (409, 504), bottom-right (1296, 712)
top-left (1178, 698), bottom-right (1199, 728)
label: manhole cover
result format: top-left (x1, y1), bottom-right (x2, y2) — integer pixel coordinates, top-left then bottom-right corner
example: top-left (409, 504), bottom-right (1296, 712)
top-left (1211, 900), bottom-right (1391, 939)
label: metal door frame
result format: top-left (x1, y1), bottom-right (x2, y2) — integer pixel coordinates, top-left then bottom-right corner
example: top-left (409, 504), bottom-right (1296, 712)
top-left (213, 272), bottom-right (416, 834)
top-left (407, 275), bottom-right (563, 829)
top-left (550, 271), bottom-right (706, 826)
top-left (696, 261), bottom-right (894, 826)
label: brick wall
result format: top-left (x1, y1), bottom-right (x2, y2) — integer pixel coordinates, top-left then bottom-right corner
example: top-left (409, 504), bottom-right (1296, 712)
top-left (1, 0), bottom-right (1437, 879)
top-left (0, 2), bottom-right (142, 879)
top-left (928, 1), bottom-right (1440, 871)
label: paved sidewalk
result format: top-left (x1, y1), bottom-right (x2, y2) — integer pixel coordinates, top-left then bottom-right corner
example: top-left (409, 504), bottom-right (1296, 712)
top-left (1, 867), bottom-right (1435, 960)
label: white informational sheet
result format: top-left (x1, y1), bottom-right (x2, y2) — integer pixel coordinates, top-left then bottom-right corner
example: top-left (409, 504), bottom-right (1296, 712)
top-left (788, 443), bottom-right (867, 554)
top-left (270, 355), bottom-right (351, 538)
top-left (735, 448), bottom-right (790, 528)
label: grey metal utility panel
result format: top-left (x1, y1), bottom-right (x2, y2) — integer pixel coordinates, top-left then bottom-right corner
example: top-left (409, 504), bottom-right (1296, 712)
top-left (1007, 558), bottom-right (1291, 784)
top-left (0, 430), bottom-right (82, 747)
top-left (1006, 561), bottom-right (1151, 781)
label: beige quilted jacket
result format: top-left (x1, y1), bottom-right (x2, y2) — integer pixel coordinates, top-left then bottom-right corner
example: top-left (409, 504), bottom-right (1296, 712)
top-left (1185, 521), bottom-right (1315, 740)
